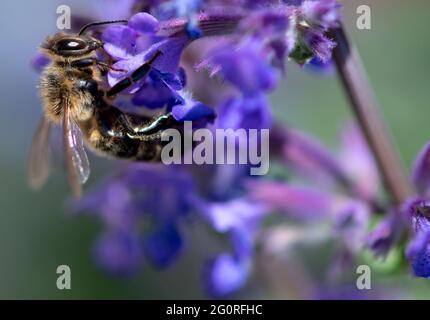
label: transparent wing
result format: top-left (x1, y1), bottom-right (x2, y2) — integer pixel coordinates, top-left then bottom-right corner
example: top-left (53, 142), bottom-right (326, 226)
top-left (28, 116), bottom-right (51, 189)
top-left (63, 105), bottom-right (90, 197)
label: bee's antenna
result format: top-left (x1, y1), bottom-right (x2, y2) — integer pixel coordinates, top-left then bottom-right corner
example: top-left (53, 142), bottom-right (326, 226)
top-left (78, 19), bottom-right (129, 36)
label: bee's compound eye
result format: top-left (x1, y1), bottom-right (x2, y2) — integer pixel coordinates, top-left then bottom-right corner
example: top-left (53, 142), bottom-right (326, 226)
top-left (56, 39), bottom-right (87, 51)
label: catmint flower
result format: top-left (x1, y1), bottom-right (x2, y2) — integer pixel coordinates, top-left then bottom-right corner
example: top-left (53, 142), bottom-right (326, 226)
top-left (400, 141), bottom-right (430, 277)
top-left (405, 198), bottom-right (430, 278)
top-left (369, 140), bottom-right (430, 268)
top-left (204, 253), bottom-right (250, 297)
top-left (366, 138), bottom-right (430, 277)
top-left (217, 94), bottom-right (273, 130)
top-left (366, 210), bottom-right (403, 259)
top-left (248, 124), bottom-right (378, 269)
top-left (290, 25), bottom-right (336, 64)
top-left (33, 0), bottom-right (346, 298)
top-left (197, 197), bottom-right (269, 297)
top-left (305, 57), bottom-right (334, 74)
top-left (412, 141), bottom-right (430, 195)
top-left (301, 0), bottom-right (342, 30)
top-left (289, 0), bottom-right (341, 64)
top-left (94, 230), bottom-right (144, 276)
top-left (75, 165), bottom-right (195, 273)
top-left (204, 37), bottom-right (278, 129)
top-left (102, 12), bottom-right (214, 121)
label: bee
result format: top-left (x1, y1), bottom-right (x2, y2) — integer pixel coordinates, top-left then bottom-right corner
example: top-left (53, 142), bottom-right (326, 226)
top-left (28, 20), bottom-right (183, 197)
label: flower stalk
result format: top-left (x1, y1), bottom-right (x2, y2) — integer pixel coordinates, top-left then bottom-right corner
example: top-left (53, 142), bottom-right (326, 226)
top-left (330, 25), bottom-right (413, 205)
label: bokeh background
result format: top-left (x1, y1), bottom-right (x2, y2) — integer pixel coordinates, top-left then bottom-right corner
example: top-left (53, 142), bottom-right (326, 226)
top-left (0, 0), bottom-right (429, 299)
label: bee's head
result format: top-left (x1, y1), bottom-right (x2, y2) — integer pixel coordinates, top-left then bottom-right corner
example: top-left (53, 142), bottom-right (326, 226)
top-left (41, 20), bottom-right (127, 59)
top-left (41, 33), bottom-right (103, 58)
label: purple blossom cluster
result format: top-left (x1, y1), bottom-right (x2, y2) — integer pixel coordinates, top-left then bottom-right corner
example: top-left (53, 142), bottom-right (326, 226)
top-left (32, 0), bottom-right (430, 298)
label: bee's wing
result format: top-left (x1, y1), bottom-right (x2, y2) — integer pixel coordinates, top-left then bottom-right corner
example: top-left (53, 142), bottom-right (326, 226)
top-left (28, 116), bottom-right (51, 189)
top-left (63, 105), bottom-right (90, 197)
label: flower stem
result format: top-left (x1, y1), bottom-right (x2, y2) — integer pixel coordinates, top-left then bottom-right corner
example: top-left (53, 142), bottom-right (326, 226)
top-left (330, 25), bottom-right (413, 205)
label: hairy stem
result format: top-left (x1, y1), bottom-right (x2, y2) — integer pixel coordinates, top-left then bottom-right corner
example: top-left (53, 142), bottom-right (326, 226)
top-left (330, 25), bottom-right (413, 205)
top-left (160, 13), bottom-right (243, 37)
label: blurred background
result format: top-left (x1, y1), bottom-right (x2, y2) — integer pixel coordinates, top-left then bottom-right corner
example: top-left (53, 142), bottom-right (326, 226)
top-left (0, 0), bottom-right (429, 299)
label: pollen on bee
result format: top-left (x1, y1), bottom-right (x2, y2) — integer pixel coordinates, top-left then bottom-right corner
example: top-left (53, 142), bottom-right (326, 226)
top-left (89, 129), bottom-right (102, 143)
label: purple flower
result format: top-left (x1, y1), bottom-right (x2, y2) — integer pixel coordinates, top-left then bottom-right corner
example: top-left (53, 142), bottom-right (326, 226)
top-left (246, 180), bottom-right (337, 221)
top-left (398, 139), bottom-right (430, 277)
top-left (131, 69), bottom-right (185, 109)
top-left (412, 141), bottom-right (430, 195)
top-left (144, 222), bottom-right (183, 269)
top-left (366, 211), bottom-right (404, 259)
top-left (332, 200), bottom-right (369, 253)
top-left (202, 38), bottom-right (279, 130)
top-left (217, 94), bottom-right (273, 130)
top-left (102, 25), bottom-right (140, 60)
top-left (74, 179), bottom-right (139, 230)
top-left (171, 95), bottom-right (216, 122)
top-left (247, 124), bottom-right (378, 270)
top-left (289, 0), bottom-right (341, 64)
top-left (204, 253), bottom-right (250, 297)
top-left (207, 39), bottom-right (278, 96)
top-left (300, 26), bottom-right (336, 63)
top-left (38, 0), bottom-right (347, 298)
top-left (197, 197), bottom-right (268, 297)
top-left (101, 12), bottom-right (215, 123)
top-left (301, 0), bottom-right (342, 30)
top-left (94, 230), bottom-right (143, 276)
top-left (75, 165), bottom-right (195, 274)
top-left (405, 198), bottom-right (430, 278)
top-left (305, 57), bottom-right (334, 74)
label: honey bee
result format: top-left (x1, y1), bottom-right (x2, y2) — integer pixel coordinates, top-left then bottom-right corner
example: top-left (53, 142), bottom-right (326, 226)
top-left (28, 20), bottom-right (183, 197)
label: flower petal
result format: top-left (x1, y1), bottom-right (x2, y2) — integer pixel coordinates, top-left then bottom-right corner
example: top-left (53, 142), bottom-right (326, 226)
top-left (144, 222), bottom-right (183, 269)
top-left (94, 231), bottom-right (143, 276)
top-left (412, 141), bottom-right (430, 195)
top-left (201, 198), bottom-right (268, 233)
top-left (217, 95), bottom-right (273, 130)
top-left (129, 12), bottom-right (160, 34)
top-left (246, 180), bottom-right (339, 221)
top-left (301, 0), bottom-right (342, 30)
top-left (102, 25), bottom-right (138, 60)
top-left (203, 254), bottom-right (250, 297)
top-left (209, 39), bottom-right (278, 95)
top-left (366, 211), bottom-right (403, 258)
top-left (108, 36), bottom-right (190, 88)
top-left (172, 99), bottom-right (215, 122)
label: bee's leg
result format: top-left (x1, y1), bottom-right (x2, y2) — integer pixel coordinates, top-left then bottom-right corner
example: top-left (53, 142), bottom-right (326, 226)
top-left (105, 50), bottom-right (162, 98)
top-left (125, 113), bottom-right (179, 140)
top-left (96, 61), bottom-right (127, 75)
top-left (71, 58), bottom-right (126, 76)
